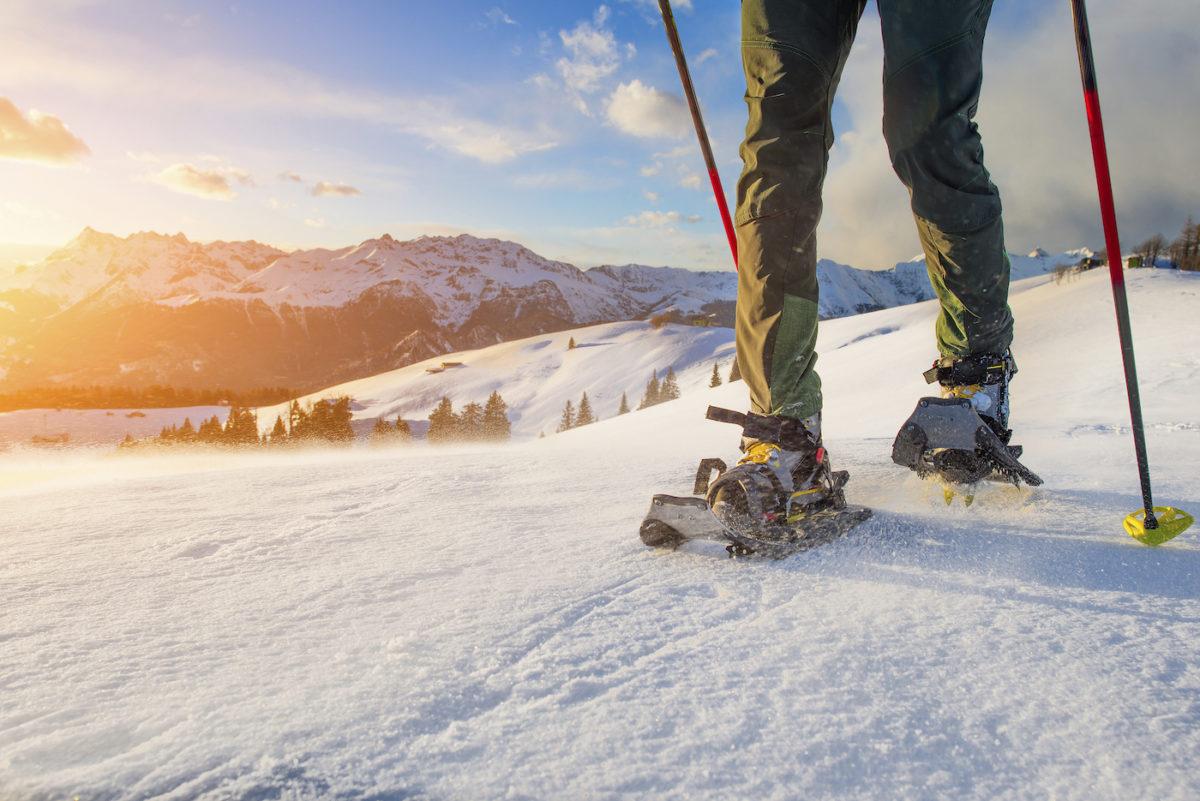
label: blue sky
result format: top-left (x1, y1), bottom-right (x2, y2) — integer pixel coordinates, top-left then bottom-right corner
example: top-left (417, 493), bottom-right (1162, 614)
top-left (2, 0), bottom-right (1197, 269)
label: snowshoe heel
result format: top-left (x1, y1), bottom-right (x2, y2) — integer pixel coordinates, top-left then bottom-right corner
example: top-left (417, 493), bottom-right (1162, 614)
top-left (892, 397), bottom-right (1042, 487)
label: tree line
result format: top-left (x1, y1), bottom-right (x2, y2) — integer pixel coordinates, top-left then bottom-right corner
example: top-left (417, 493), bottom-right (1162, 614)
top-left (0, 384), bottom-right (295, 413)
top-left (135, 397), bottom-right (355, 448)
top-left (1133, 216), bottom-right (1200, 271)
top-left (427, 391), bottom-right (512, 443)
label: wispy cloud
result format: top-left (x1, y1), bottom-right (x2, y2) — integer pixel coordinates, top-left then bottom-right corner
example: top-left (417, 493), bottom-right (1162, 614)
top-left (279, 171), bottom-right (304, 183)
top-left (605, 80), bottom-right (690, 139)
top-left (151, 163), bottom-right (244, 200)
top-left (0, 97), bottom-right (90, 165)
top-left (0, 33), bottom-right (557, 167)
top-left (621, 209), bottom-right (700, 228)
top-left (311, 181), bottom-right (361, 197)
top-left (694, 47), bottom-right (718, 65)
top-left (483, 7), bottom-right (517, 26)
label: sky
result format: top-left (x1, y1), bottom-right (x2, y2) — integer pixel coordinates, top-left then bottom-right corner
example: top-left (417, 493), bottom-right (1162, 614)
top-left (1, 0), bottom-right (1197, 270)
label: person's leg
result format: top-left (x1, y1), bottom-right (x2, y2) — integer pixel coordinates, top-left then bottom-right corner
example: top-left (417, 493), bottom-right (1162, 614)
top-left (879, 0), bottom-right (1013, 359)
top-left (736, 0), bottom-right (867, 421)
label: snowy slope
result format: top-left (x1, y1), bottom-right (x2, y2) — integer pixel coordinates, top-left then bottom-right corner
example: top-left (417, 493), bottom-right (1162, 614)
top-left (254, 320), bottom-right (736, 438)
top-left (1, 269), bottom-right (1197, 801)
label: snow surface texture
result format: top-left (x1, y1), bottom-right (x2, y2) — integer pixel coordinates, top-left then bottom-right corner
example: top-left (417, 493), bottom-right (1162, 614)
top-left (2, 269), bottom-right (1197, 800)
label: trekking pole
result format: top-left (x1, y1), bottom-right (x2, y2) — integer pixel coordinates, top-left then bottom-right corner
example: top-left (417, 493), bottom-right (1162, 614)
top-left (1069, 0), bottom-right (1192, 545)
top-left (658, 0), bottom-right (738, 270)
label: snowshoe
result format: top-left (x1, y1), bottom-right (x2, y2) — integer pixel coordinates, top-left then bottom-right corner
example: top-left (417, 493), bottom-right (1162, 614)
top-left (639, 406), bottom-right (872, 558)
top-left (892, 352), bottom-right (1042, 499)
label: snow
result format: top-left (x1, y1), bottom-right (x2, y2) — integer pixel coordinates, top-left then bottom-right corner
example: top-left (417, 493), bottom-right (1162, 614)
top-left (2, 269), bottom-right (1198, 800)
top-left (255, 320), bottom-right (736, 438)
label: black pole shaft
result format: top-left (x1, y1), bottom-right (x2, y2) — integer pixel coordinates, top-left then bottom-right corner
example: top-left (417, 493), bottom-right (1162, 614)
top-left (657, 0), bottom-right (739, 269)
top-left (1069, 0), bottom-right (1158, 528)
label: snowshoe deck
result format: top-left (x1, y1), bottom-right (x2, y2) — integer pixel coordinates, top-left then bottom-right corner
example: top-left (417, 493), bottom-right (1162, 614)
top-left (640, 494), bottom-right (872, 559)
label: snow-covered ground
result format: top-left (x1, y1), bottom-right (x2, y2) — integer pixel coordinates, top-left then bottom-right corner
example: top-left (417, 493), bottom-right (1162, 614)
top-left (255, 320), bottom-right (736, 439)
top-left (2, 268), bottom-right (1197, 800)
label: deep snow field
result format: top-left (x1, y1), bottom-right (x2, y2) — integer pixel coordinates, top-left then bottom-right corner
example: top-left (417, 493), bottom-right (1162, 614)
top-left (2, 269), bottom-right (1198, 800)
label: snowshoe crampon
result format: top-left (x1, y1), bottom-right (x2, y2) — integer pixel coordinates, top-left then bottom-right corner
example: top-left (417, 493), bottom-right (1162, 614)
top-left (891, 397), bottom-right (1042, 490)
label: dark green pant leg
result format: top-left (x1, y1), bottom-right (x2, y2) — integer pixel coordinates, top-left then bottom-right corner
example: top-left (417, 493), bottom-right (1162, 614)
top-left (736, 0), bottom-right (866, 419)
top-left (879, 0), bottom-right (1014, 359)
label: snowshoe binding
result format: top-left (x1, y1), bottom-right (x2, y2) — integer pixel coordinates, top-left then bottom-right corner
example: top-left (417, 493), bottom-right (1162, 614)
top-left (640, 406), bottom-right (872, 558)
top-left (892, 351), bottom-right (1042, 502)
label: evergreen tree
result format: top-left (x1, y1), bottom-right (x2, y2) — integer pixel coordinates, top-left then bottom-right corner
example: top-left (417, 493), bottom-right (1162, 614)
top-left (710, 363), bottom-right (722, 387)
top-left (458, 401), bottom-right (485, 440)
top-left (198, 415), bottom-right (224, 443)
top-left (638, 370), bottom-right (660, 410)
top-left (270, 416), bottom-right (287, 444)
top-left (557, 399), bottom-right (576, 433)
top-left (224, 405), bottom-right (259, 445)
top-left (660, 367), bottom-right (681, 401)
top-left (729, 358), bottom-right (742, 383)
top-left (568, 336), bottom-right (577, 350)
top-left (178, 417), bottom-right (196, 441)
top-left (575, 392), bottom-right (596, 426)
top-left (287, 399), bottom-right (304, 435)
top-left (371, 417), bottom-right (394, 441)
top-left (618, 392), bottom-right (630, 415)
top-left (482, 391), bottom-right (511, 441)
top-left (427, 396), bottom-right (458, 443)
top-left (395, 418), bottom-right (412, 439)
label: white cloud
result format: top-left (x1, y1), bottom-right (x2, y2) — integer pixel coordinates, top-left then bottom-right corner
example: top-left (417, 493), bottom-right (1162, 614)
top-left (0, 97), bottom-right (89, 165)
top-left (304, 217), bottom-right (326, 228)
top-left (678, 171), bottom-right (702, 190)
top-left (605, 80), bottom-right (690, 139)
top-left (695, 48), bottom-right (718, 65)
top-left (556, 6), bottom-right (622, 113)
top-left (639, 162), bottom-right (662, 177)
top-left (311, 181), bottom-right (361, 197)
top-left (150, 163), bottom-right (240, 200)
top-left (279, 170), bottom-right (303, 183)
top-left (643, 190), bottom-right (659, 203)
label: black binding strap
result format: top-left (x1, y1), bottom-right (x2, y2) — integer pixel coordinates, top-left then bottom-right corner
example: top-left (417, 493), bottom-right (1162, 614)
top-left (923, 353), bottom-right (1015, 387)
top-left (706, 406), bottom-right (818, 452)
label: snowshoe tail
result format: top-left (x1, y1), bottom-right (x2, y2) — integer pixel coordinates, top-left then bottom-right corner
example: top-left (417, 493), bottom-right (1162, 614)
top-left (892, 397), bottom-right (1042, 487)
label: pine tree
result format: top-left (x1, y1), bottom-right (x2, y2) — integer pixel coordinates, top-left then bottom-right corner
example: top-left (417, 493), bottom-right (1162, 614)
top-left (710, 363), bottom-right (722, 387)
top-left (270, 416), bottom-right (287, 444)
top-left (660, 367), bottom-right (681, 401)
top-left (729, 358), bottom-right (742, 383)
top-left (198, 415), bottom-right (224, 443)
top-left (224, 405), bottom-right (259, 445)
top-left (458, 401), bottom-right (485, 440)
top-left (395, 418), bottom-right (412, 440)
top-left (482, 391), bottom-right (511, 441)
top-left (371, 417), bottom-right (395, 443)
top-left (618, 391), bottom-right (630, 415)
top-left (568, 336), bottom-right (577, 350)
top-left (638, 370), bottom-right (660, 410)
top-left (427, 396), bottom-right (458, 443)
top-left (557, 399), bottom-right (576, 433)
top-left (576, 392), bottom-right (596, 426)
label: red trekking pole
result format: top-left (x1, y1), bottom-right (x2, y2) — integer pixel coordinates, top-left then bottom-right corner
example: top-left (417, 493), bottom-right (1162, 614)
top-left (658, 0), bottom-right (738, 270)
top-left (1069, 0), bottom-right (1192, 544)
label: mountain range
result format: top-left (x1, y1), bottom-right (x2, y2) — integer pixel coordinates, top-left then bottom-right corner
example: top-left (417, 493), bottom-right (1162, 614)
top-left (0, 228), bottom-right (1090, 393)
